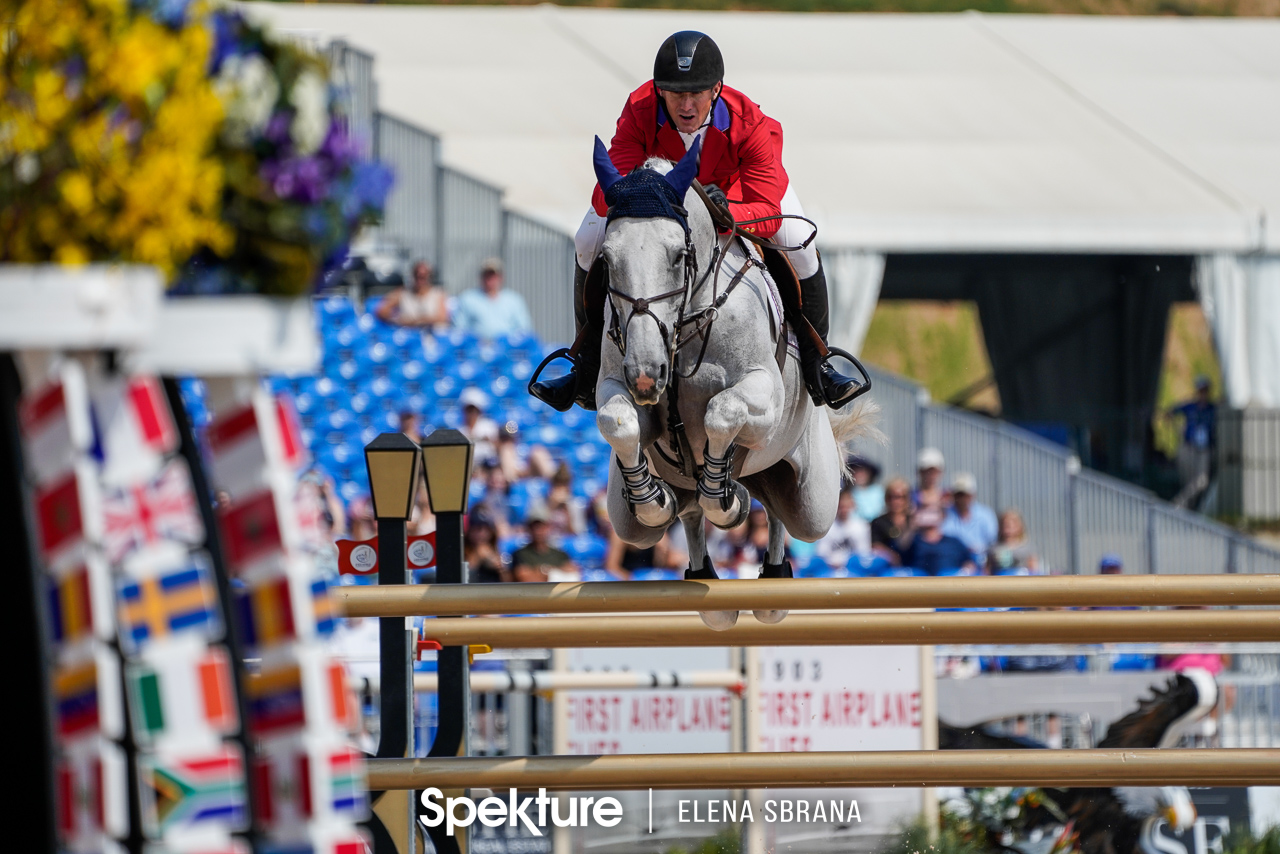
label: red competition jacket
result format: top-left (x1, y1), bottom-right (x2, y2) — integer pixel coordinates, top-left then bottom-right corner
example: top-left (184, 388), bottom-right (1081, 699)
top-left (591, 83), bottom-right (789, 238)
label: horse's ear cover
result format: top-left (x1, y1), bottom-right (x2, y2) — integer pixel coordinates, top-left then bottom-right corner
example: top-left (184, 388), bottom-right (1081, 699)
top-left (664, 135), bottom-right (701, 198)
top-left (593, 136), bottom-right (623, 194)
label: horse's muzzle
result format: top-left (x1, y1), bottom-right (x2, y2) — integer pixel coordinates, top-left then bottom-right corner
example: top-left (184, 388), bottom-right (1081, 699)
top-left (624, 363), bottom-right (667, 405)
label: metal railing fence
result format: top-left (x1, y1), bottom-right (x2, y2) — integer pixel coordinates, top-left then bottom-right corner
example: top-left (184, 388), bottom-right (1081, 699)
top-left (438, 166), bottom-right (503, 294)
top-left (1218, 408), bottom-right (1280, 522)
top-left (503, 212), bottom-right (576, 346)
top-left (327, 41), bottom-right (377, 159)
top-left (373, 114), bottom-right (440, 267)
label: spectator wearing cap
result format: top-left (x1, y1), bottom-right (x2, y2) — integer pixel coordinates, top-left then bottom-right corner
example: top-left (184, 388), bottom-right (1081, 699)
top-left (512, 503), bottom-right (579, 582)
top-left (941, 472), bottom-right (998, 567)
top-left (376, 260), bottom-right (450, 330)
top-left (453, 257), bottom-right (533, 339)
top-left (1099, 554), bottom-right (1123, 575)
top-left (1165, 375), bottom-right (1217, 511)
top-left (897, 505), bottom-right (975, 576)
top-left (848, 456), bottom-right (884, 522)
top-left (914, 447), bottom-right (949, 510)
top-left (459, 387), bottom-right (499, 462)
top-left (815, 486), bottom-right (872, 570)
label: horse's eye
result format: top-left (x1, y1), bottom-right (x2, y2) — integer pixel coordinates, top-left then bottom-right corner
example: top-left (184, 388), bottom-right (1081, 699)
top-left (672, 251), bottom-right (686, 267)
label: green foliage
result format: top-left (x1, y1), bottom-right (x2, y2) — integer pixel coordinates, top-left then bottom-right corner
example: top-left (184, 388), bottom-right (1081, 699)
top-left (663, 829), bottom-right (742, 854)
top-left (881, 814), bottom-right (996, 854)
top-left (1223, 826), bottom-right (1280, 854)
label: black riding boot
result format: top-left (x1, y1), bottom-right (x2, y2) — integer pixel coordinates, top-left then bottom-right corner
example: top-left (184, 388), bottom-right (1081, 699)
top-left (528, 264), bottom-right (601, 412)
top-left (798, 258), bottom-right (865, 409)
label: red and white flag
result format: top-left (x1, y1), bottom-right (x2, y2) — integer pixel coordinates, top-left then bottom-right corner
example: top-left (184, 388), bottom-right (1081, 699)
top-left (205, 404), bottom-right (268, 501)
top-left (219, 490), bottom-right (284, 573)
top-left (35, 471), bottom-right (86, 562)
top-left (20, 381), bottom-right (79, 484)
top-left (102, 458), bottom-right (204, 564)
top-left (335, 533), bottom-right (435, 576)
top-left (275, 396), bottom-right (306, 471)
top-left (91, 374), bottom-right (177, 486)
top-left (55, 736), bottom-right (128, 848)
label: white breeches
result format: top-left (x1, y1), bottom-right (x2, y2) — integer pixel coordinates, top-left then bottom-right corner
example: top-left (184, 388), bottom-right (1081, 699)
top-left (574, 182), bottom-right (820, 279)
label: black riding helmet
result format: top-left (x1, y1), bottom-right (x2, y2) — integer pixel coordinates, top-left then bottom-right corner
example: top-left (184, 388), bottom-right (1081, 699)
top-left (653, 31), bottom-right (724, 93)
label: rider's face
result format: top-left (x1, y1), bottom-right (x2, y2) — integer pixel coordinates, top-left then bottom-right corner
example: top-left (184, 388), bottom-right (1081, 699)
top-left (658, 83), bottom-right (722, 135)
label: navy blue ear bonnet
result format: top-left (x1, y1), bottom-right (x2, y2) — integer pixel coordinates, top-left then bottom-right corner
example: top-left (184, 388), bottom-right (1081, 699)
top-left (593, 135), bottom-right (701, 233)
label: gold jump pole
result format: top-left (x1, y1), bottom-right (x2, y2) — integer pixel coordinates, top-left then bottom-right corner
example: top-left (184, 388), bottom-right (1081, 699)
top-left (407, 609), bottom-right (1280, 649)
top-left (337, 575), bottom-right (1280, 618)
top-left (366, 748), bottom-right (1280, 791)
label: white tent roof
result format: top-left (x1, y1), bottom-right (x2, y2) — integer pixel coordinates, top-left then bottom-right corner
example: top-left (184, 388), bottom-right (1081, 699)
top-left (244, 3), bottom-right (1280, 254)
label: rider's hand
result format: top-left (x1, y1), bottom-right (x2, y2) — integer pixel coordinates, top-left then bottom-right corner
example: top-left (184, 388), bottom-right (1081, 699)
top-left (704, 183), bottom-right (732, 232)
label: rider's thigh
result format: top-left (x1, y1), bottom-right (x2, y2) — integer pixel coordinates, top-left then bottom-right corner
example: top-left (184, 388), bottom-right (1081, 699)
top-left (777, 184), bottom-right (819, 280)
top-left (575, 207), bottom-right (607, 272)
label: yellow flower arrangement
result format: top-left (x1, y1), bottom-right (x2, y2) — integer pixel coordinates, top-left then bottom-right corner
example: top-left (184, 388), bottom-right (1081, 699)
top-left (1, 0), bottom-right (232, 276)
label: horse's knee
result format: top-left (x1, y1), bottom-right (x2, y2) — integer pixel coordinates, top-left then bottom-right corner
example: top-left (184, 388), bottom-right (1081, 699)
top-left (704, 393), bottom-right (748, 442)
top-left (598, 397), bottom-right (640, 446)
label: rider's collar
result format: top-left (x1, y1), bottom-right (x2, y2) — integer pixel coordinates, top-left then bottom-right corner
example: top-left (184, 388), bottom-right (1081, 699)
top-left (604, 168), bottom-right (691, 234)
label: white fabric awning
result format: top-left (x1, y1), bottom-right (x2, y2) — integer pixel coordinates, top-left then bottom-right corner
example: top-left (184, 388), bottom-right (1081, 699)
top-left (244, 3), bottom-right (1279, 254)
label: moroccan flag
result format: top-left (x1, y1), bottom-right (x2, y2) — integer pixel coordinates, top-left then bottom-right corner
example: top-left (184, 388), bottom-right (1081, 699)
top-left (101, 458), bottom-right (204, 564)
top-left (335, 537), bottom-right (378, 576)
top-left (126, 642), bottom-right (238, 749)
top-left (35, 472), bottom-right (84, 561)
top-left (47, 565), bottom-right (94, 644)
top-left (219, 490), bottom-right (283, 572)
top-left (138, 745), bottom-right (248, 837)
top-left (116, 557), bottom-right (222, 654)
top-left (246, 663), bottom-right (306, 734)
top-left (234, 575), bottom-right (296, 648)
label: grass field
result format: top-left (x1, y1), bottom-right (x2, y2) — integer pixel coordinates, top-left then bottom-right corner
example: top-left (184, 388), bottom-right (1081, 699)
top-left (343, 0), bottom-right (1280, 16)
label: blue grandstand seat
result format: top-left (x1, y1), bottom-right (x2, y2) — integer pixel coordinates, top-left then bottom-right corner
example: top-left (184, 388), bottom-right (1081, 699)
top-left (879, 567), bottom-right (928, 577)
top-left (797, 557), bottom-right (834, 578)
top-left (630, 568), bottom-right (681, 581)
top-left (848, 554), bottom-right (890, 576)
top-left (563, 534), bottom-right (607, 567)
top-left (581, 568), bottom-right (623, 582)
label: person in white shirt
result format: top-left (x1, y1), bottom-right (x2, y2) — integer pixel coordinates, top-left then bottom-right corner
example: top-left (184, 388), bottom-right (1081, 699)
top-left (815, 487), bottom-right (871, 570)
top-left (458, 387), bottom-right (499, 462)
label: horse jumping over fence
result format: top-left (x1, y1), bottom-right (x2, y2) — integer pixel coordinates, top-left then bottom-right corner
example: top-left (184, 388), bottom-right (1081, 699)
top-left (587, 138), bottom-right (881, 630)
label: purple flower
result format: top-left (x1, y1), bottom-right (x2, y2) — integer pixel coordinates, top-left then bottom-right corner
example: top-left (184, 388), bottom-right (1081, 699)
top-left (265, 111), bottom-right (293, 147)
top-left (353, 162), bottom-right (394, 210)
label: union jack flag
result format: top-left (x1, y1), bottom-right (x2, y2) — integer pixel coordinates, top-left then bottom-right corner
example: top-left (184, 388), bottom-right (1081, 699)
top-left (102, 459), bottom-right (204, 564)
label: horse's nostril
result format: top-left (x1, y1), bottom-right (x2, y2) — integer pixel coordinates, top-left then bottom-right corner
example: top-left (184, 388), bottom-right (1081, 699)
top-left (658, 364), bottom-right (668, 382)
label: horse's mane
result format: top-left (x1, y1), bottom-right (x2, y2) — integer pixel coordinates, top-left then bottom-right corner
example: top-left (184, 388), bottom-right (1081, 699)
top-left (642, 156), bottom-right (675, 175)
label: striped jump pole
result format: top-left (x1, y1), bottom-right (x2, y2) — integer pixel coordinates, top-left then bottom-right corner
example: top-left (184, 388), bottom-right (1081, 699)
top-left (337, 574), bottom-right (1280, 618)
top-left (414, 670), bottom-right (745, 693)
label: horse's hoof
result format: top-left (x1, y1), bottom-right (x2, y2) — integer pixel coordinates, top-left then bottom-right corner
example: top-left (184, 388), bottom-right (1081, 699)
top-left (634, 481), bottom-right (677, 529)
top-left (702, 481), bottom-right (750, 530)
top-left (700, 610), bottom-right (739, 631)
top-left (753, 609), bottom-right (789, 625)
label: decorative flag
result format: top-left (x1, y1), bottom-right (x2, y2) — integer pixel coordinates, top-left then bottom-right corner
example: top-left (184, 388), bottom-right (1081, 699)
top-left (53, 648), bottom-right (122, 740)
top-left (293, 478), bottom-right (327, 552)
top-left (102, 459), bottom-right (204, 564)
top-left (275, 396), bottom-right (305, 471)
top-left (35, 471), bottom-right (84, 561)
top-left (55, 736), bottom-right (128, 847)
top-left (247, 663), bottom-right (306, 734)
top-left (90, 374), bottom-right (178, 487)
top-left (48, 566), bottom-right (92, 645)
top-left (335, 537), bottom-right (378, 576)
top-left (205, 404), bottom-right (268, 500)
top-left (253, 736), bottom-right (312, 830)
top-left (335, 533), bottom-right (434, 576)
top-left (255, 829), bottom-right (370, 854)
top-left (407, 533), bottom-right (436, 569)
top-left (324, 659), bottom-right (355, 733)
top-left (309, 578), bottom-right (337, 637)
top-left (235, 575), bottom-right (296, 649)
top-left (116, 557), bottom-right (222, 654)
top-left (20, 380), bottom-right (81, 484)
top-left (138, 745), bottom-right (249, 838)
top-left (219, 490), bottom-right (284, 573)
top-left (125, 641), bottom-right (238, 749)
top-left (324, 747), bottom-right (367, 821)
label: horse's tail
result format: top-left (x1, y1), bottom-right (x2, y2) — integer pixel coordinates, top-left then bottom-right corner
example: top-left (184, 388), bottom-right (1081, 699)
top-left (828, 396), bottom-right (886, 483)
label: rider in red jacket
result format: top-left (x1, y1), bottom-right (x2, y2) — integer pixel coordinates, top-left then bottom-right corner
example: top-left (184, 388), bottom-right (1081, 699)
top-left (530, 31), bottom-right (861, 412)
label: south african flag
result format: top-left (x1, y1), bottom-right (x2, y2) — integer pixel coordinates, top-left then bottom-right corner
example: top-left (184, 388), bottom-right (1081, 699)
top-left (139, 745), bottom-right (247, 837)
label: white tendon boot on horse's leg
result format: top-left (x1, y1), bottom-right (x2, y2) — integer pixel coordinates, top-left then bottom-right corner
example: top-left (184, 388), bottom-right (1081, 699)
top-left (754, 515), bottom-right (792, 624)
top-left (598, 389), bottom-right (676, 530)
top-left (682, 511), bottom-right (738, 631)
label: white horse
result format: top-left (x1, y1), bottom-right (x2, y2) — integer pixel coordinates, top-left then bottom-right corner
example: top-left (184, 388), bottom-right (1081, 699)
top-left (591, 137), bottom-right (880, 630)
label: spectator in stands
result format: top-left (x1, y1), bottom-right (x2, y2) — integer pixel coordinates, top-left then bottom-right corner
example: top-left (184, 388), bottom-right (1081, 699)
top-left (941, 472), bottom-right (998, 566)
top-left (914, 447), bottom-right (949, 509)
top-left (545, 462), bottom-right (586, 538)
top-left (459, 387), bottom-right (499, 462)
top-left (987, 509), bottom-right (1041, 574)
top-left (897, 505), bottom-right (975, 575)
top-left (1157, 612), bottom-right (1228, 675)
top-left (464, 512), bottom-right (508, 583)
top-left (1166, 375), bottom-right (1217, 510)
top-left (453, 258), bottom-right (533, 339)
top-left (871, 477), bottom-right (915, 562)
top-left (375, 260), bottom-right (450, 330)
top-left (512, 504), bottom-right (579, 582)
top-left (398, 409), bottom-right (423, 443)
top-left (738, 503), bottom-right (791, 570)
top-left (473, 459), bottom-right (512, 540)
top-left (849, 455), bottom-right (884, 522)
top-left (815, 486), bottom-right (871, 570)
top-left (1099, 553), bottom-right (1124, 575)
top-left (605, 528), bottom-right (685, 579)
top-left (347, 496), bottom-right (376, 542)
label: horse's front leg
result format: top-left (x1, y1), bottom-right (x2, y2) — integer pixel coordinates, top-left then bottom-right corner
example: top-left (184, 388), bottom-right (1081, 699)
top-left (598, 376), bottom-right (676, 531)
top-left (699, 368), bottom-right (776, 529)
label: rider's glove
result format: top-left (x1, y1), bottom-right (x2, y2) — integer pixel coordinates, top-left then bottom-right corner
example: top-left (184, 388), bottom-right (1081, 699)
top-left (704, 183), bottom-right (732, 232)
